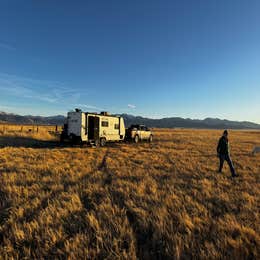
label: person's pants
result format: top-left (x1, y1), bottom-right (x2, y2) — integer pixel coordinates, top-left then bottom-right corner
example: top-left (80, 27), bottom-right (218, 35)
top-left (219, 154), bottom-right (236, 176)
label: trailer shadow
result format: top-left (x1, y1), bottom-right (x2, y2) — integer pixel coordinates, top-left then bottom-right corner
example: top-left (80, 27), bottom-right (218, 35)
top-left (0, 135), bottom-right (126, 149)
top-left (0, 135), bottom-right (61, 149)
top-left (0, 134), bottom-right (158, 149)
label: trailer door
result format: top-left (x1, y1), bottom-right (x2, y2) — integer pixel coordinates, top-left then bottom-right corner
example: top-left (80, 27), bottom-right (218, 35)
top-left (94, 117), bottom-right (100, 141)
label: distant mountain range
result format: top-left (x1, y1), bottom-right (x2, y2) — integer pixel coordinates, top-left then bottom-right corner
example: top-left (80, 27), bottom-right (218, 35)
top-left (0, 112), bottom-right (65, 125)
top-left (0, 111), bottom-right (259, 129)
top-left (122, 114), bottom-right (260, 129)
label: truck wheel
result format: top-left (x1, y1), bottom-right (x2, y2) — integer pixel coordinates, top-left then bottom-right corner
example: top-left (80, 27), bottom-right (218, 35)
top-left (134, 135), bottom-right (139, 143)
top-left (148, 135), bottom-right (153, 142)
top-left (100, 138), bottom-right (106, 147)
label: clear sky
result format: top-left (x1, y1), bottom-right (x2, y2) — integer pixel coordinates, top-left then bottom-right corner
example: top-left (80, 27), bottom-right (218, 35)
top-left (0, 0), bottom-right (259, 123)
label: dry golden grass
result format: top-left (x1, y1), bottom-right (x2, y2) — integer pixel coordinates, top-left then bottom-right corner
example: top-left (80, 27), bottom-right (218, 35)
top-left (0, 124), bottom-right (61, 148)
top-left (0, 128), bottom-right (259, 259)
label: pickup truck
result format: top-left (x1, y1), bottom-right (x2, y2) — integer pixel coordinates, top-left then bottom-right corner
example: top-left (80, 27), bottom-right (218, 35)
top-left (125, 124), bottom-right (153, 143)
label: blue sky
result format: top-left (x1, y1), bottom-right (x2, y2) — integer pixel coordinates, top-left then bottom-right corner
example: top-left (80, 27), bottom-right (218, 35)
top-left (0, 0), bottom-right (259, 123)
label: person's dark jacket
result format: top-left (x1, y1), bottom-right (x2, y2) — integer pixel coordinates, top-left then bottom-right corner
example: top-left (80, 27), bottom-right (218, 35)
top-left (217, 136), bottom-right (229, 155)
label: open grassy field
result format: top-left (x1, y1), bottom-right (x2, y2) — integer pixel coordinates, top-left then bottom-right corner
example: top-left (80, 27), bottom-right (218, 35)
top-left (0, 128), bottom-right (259, 259)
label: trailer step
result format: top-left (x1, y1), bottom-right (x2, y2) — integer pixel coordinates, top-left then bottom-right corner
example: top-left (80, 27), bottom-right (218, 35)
top-left (89, 140), bottom-right (97, 147)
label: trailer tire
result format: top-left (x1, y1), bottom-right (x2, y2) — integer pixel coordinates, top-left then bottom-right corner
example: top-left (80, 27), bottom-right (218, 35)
top-left (100, 138), bottom-right (106, 147)
top-left (148, 135), bottom-right (153, 142)
top-left (134, 135), bottom-right (139, 143)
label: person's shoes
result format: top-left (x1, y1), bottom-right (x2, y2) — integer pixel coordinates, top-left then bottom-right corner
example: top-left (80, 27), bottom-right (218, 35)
top-left (232, 174), bottom-right (239, 178)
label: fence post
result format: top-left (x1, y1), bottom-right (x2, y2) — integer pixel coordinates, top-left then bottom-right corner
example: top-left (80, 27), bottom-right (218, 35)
top-left (37, 126), bottom-right (39, 133)
top-left (21, 126), bottom-right (23, 132)
top-left (55, 125), bottom-right (58, 132)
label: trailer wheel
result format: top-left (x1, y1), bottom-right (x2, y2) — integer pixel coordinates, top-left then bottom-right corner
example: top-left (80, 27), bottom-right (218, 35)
top-left (100, 138), bottom-right (106, 147)
top-left (134, 135), bottom-right (139, 143)
top-left (148, 135), bottom-right (153, 142)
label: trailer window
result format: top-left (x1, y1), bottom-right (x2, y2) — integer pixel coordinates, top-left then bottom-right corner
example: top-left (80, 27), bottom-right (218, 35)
top-left (114, 123), bottom-right (119, 129)
top-left (101, 121), bottom-right (109, 127)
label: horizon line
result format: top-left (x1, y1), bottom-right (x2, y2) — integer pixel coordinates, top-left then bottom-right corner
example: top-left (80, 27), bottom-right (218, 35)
top-left (0, 110), bottom-right (259, 125)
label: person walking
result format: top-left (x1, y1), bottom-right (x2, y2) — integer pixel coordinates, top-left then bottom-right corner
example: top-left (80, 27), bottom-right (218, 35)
top-left (217, 130), bottom-right (238, 177)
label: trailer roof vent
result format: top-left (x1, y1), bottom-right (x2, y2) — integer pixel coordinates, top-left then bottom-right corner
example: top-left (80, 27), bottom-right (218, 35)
top-left (100, 111), bottom-right (110, 116)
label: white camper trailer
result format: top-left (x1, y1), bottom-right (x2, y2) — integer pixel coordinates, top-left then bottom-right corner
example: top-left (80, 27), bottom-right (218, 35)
top-left (61, 109), bottom-right (125, 146)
